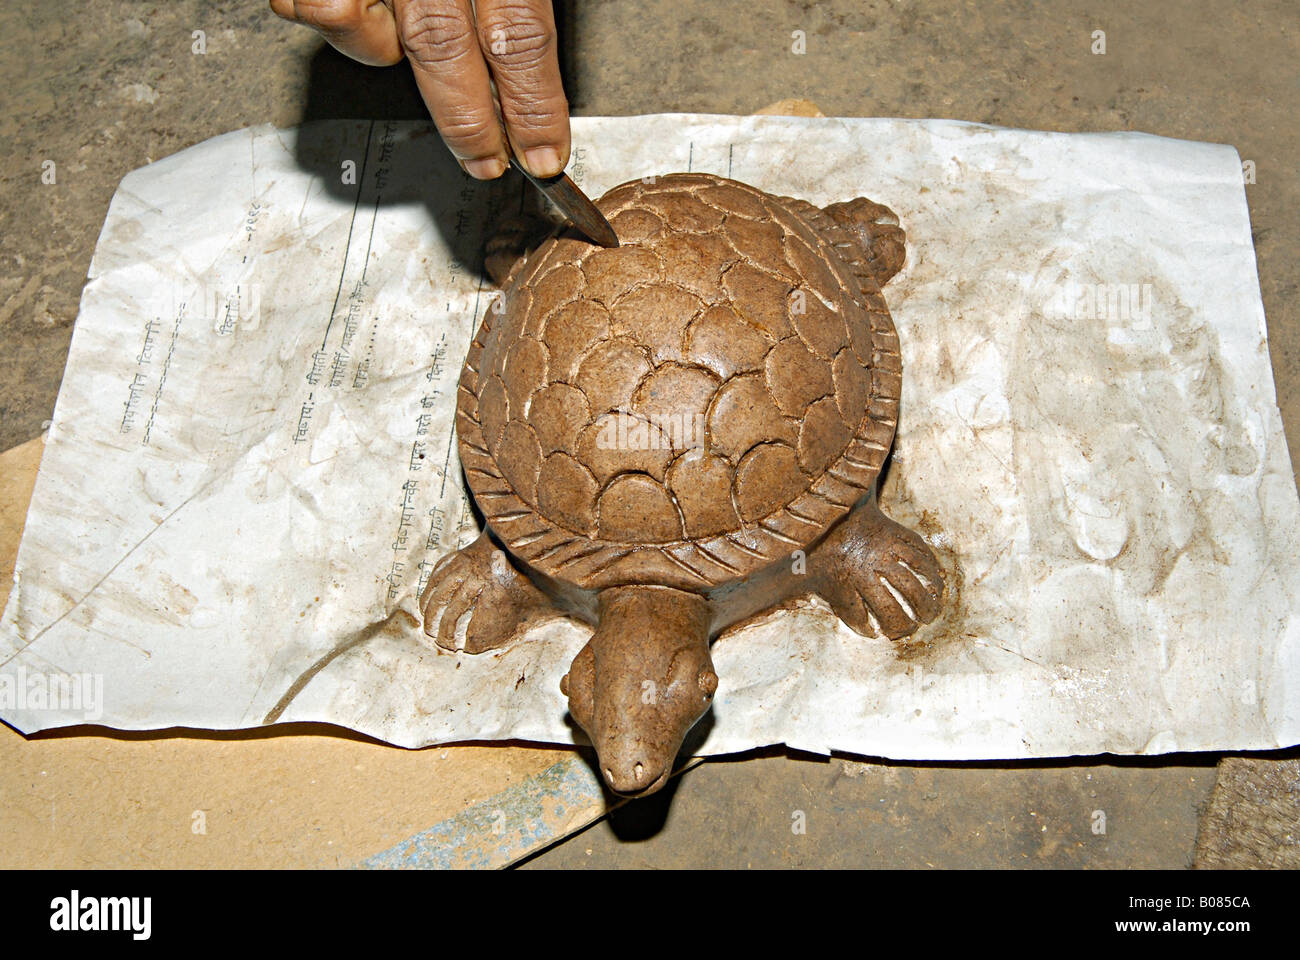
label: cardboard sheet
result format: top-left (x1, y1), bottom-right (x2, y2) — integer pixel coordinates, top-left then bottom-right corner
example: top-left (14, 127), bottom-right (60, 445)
top-left (3, 115), bottom-right (1297, 759)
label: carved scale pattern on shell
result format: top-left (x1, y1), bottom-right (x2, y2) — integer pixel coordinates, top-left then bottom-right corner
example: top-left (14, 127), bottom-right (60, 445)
top-left (456, 174), bottom-right (904, 592)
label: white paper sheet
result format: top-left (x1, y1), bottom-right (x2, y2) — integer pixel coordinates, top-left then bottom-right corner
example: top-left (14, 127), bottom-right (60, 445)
top-left (3, 115), bottom-right (1297, 760)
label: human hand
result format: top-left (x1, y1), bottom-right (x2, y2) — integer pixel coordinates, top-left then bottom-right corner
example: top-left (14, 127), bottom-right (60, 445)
top-left (270, 0), bottom-right (570, 180)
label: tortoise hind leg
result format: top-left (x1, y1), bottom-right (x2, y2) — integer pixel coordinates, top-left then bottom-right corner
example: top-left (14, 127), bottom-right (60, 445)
top-left (420, 532), bottom-right (559, 653)
top-left (810, 497), bottom-right (944, 639)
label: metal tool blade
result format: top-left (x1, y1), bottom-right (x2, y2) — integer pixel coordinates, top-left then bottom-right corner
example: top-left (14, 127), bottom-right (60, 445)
top-left (511, 161), bottom-right (620, 248)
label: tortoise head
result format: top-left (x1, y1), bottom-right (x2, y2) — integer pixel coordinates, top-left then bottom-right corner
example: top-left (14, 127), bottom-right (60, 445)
top-left (561, 585), bottom-right (716, 796)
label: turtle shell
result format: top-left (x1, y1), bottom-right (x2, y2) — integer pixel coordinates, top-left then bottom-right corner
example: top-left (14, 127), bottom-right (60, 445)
top-left (456, 173), bottom-right (903, 592)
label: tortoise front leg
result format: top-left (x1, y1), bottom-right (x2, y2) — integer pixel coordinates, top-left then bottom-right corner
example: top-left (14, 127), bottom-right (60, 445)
top-left (810, 497), bottom-right (945, 639)
top-left (420, 532), bottom-right (559, 653)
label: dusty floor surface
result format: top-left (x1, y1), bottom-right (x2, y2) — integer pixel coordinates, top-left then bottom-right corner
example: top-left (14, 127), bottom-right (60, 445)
top-left (1195, 755), bottom-right (1300, 869)
top-left (1, 0), bottom-right (1296, 868)
top-left (522, 749), bottom-right (1217, 868)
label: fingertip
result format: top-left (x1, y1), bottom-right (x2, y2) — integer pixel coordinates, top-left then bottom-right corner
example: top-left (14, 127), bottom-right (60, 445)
top-left (461, 157), bottom-right (509, 180)
top-left (519, 145), bottom-right (565, 179)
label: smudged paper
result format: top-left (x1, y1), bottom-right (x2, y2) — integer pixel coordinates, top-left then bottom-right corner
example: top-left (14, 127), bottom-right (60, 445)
top-left (3, 116), bottom-right (1297, 759)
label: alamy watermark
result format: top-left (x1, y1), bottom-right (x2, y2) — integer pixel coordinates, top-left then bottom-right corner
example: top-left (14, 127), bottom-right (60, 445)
top-left (594, 412), bottom-right (706, 451)
top-left (153, 282), bottom-right (262, 334)
top-left (0, 667), bottom-right (103, 721)
top-left (1044, 281), bottom-right (1153, 327)
top-left (50, 891), bottom-right (150, 940)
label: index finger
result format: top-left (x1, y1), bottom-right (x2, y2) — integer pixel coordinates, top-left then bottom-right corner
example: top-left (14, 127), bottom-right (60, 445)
top-left (394, 0), bottom-right (510, 179)
top-left (474, 0), bottom-right (571, 178)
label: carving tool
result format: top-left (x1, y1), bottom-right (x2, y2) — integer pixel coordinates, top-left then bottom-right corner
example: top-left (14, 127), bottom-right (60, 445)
top-left (509, 157), bottom-right (620, 248)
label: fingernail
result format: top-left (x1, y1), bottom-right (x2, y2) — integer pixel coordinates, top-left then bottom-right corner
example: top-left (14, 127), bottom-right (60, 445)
top-left (462, 157), bottom-right (507, 180)
top-left (521, 146), bottom-right (563, 178)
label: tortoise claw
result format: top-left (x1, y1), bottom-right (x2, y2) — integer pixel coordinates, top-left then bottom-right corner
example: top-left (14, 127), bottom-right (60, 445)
top-left (814, 502), bottom-right (944, 640)
top-left (420, 533), bottom-right (556, 653)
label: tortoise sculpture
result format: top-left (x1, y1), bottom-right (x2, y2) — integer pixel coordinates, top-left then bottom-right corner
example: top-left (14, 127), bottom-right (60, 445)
top-left (421, 173), bottom-right (944, 796)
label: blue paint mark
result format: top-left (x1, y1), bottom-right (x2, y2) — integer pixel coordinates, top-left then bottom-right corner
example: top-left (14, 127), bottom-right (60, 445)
top-left (359, 755), bottom-right (608, 869)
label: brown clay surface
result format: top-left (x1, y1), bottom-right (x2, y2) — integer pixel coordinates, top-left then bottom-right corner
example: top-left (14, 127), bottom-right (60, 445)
top-left (459, 175), bottom-right (907, 596)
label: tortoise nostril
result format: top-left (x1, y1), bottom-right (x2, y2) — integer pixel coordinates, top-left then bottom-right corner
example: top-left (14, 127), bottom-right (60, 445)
top-left (698, 669), bottom-right (718, 696)
top-left (634, 762), bottom-right (644, 782)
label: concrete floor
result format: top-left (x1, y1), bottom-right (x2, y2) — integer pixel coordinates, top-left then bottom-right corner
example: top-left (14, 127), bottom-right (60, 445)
top-left (2, 0), bottom-right (1297, 867)
top-left (521, 750), bottom-right (1216, 868)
